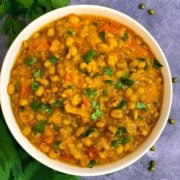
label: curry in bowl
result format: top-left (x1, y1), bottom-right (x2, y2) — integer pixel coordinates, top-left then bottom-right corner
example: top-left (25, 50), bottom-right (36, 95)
top-left (7, 14), bottom-right (163, 168)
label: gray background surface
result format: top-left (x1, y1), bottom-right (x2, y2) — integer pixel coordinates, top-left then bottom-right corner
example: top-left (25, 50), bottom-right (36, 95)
top-left (0, 0), bottom-right (180, 180)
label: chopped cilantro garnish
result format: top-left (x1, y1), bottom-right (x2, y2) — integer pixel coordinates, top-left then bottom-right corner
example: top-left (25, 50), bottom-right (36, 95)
top-left (136, 102), bottom-right (147, 110)
top-left (82, 127), bottom-right (95, 137)
top-left (115, 100), bottom-right (126, 109)
top-left (87, 160), bottom-right (96, 168)
top-left (83, 49), bottom-right (96, 64)
top-left (152, 59), bottom-right (163, 69)
top-left (103, 67), bottom-right (113, 76)
top-left (115, 127), bottom-right (127, 136)
top-left (53, 140), bottom-right (61, 149)
top-left (92, 22), bottom-right (98, 27)
top-left (52, 99), bottom-right (64, 109)
top-left (116, 81), bottom-right (126, 89)
top-left (30, 100), bottom-right (42, 112)
top-left (102, 90), bottom-right (108, 96)
top-left (121, 31), bottom-right (128, 41)
top-left (31, 82), bottom-right (39, 91)
top-left (49, 55), bottom-right (58, 64)
top-left (33, 120), bottom-right (46, 134)
top-left (120, 77), bottom-right (134, 87)
top-left (91, 101), bottom-right (103, 121)
top-left (104, 80), bottom-right (113, 84)
top-left (84, 88), bottom-right (97, 99)
top-left (111, 136), bottom-right (131, 148)
top-left (25, 57), bottom-right (37, 67)
top-left (41, 104), bottom-right (53, 114)
top-left (92, 72), bottom-right (100, 78)
top-left (33, 68), bottom-right (44, 78)
top-left (67, 29), bottom-right (73, 36)
top-left (136, 57), bottom-right (146, 61)
top-left (99, 31), bottom-right (105, 41)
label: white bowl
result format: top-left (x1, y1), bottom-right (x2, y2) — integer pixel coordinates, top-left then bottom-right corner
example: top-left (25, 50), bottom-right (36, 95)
top-left (0, 5), bottom-right (172, 176)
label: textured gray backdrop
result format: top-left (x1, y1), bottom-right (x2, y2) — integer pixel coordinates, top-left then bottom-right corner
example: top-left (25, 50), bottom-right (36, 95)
top-left (0, 0), bottom-right (180, 180)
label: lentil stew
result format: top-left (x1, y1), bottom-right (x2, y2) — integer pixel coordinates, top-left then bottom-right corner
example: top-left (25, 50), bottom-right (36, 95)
top-left (7, 14), bottom-right (163, 167)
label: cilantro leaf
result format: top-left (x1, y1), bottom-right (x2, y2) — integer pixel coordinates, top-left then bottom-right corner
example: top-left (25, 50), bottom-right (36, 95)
top-left (82, 127), bottom-right (95, 137)
top-left (87, 160), bottom-right (96, 168)
top-left (83, 49), bottom-right (96, 64)
top-left (115, 127), bottom-right (127, 136)
top-left (52, 99), bottom-right (64, 109)
top-left (103, 67), bottom-right (113, 76)
top-left (115, 100), bottom-right (126, 109)
top-left (30, 100), bottom-right (42, 112)
top-left (41, 104), bottom-right (53, 114)
top-left (120, 77), bottom-right (134, 87)
top-left (33, 120), bottom-right (46, 134)
top-left (102, 90), bottom-right (108, 96)
top-left (104, 80), bottom-right (113, 84)
top-left (51, 0), bottom-right (70, 8)
top-left (49, 55), bottom-right (59, 64)
top-left (136, 102), bottom-right (147, 110)
top-left (33, 68), bottom-right (44, 78)
top-left (91, 101), bottom-right (100, 109)
top-left (152, 59), bottom-right (163, 69)
top-left (84, 88), bottom-right (97, 99)
top-left (111, 136), bottom-right (131, 148)
top-left (116, 81), bottom-right (126, 89)
top-left (53, 140), bottom-right (61, 149)
top-left (25, 57), bottom-right (37, 67)
top-left (99, 31), bottom-right (105, 41)
top-left (67, 29), bottom-right (73, 36)
top-left (136, 57), bottom-right (146, 61)
top-left (121, 31), bottom-right (128, 41)
top-left (31, 82), bottom-right (40, 91)
top-left (16, 0), bottom-right (34, 8)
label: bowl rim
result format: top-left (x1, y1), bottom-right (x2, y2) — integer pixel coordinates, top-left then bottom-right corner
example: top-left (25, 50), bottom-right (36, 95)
top-left (0, 4), bottom-right (172, 176)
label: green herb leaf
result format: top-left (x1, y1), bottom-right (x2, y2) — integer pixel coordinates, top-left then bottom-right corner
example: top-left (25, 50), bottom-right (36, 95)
top-left (120, 77), bottom-right (134, 87)
top-left (115, 100), bottom-right (126, 109)
top-left (33, 120), bottom-right (46, 134)
top-left (136, 57), bottom-right (146, 61)
top-left (104, 80), bottom-right (113, 84)
top-left (52, 99), bottom-right (64, 109)
top-left (102, 90), bottom-right (108, 96)
top-left (33, 68), bottom-right (44, 78)
top-left (84, 88), bottom-right (97, 99)
top-left (25, 57), bottom-right (37, 67)
top-left (91, 109), bottom-right (103, 121)
top-left (116, 127), bottom-right (127, 136)
top-left (41, 104), bottom-right (53, 114)
top-left (16, 0), bottom-right (34, 8)
top-left (152, 59), bottom-right (163, 69)
top-left (82, 127), bottom-right (95, 137)
top-left (49, 55), bottom-right (59, 64)
top-left (31, 82), bottom-right (40, 91)
top-left (99, 31), bottom-right (105, 41)
top-left (91, 101), bottom-right (100, 109)
top-left (52, 123), bottom-right (60, 132)
top-left (83, 49), bottom-right (96, 64)
top-left (111, 136), bottom-right (131, 148)
top-left (121, 31), bottom-right (128, 41)
top-left (87, 160), bottom-right (96, 168)
top-left (51, 0), bottom-right (70, 8)
top-left (30, 100), bottom-right (42, 112)
top-left (103, 67), bottom-right (113, 76)
top-left (67, 28), bottom-right (73, 36)
top-left (53, 140), bottom-right (61, 149)
top-left (136, 102), bottom-right (147, 110)
top-left (92, 72), bottom-right (100, 78)
top-left (116, 81), bottom-right (126, 89)
top-left (0, 111), bottom-right (23, 180)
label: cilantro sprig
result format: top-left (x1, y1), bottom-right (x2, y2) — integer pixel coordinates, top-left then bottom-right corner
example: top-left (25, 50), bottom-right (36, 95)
top-left (0, 0), bottom-right (70, 45)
